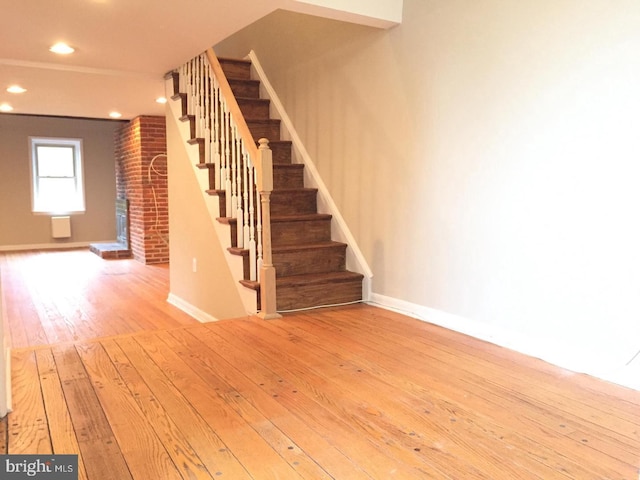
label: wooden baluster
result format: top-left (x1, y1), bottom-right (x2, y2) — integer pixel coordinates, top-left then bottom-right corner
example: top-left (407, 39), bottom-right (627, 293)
top-left (256, 138), bottom-right (280, 319)
top-left (184, 61), bottom-right (191, 114)
top-left (246, 151), bottom-right (257, 282)
top-left (212, 77), bottom-right (221, 190)
top-left (189, 59), bottom-right (196, 117)
top-left (235, 124), bottom-right (244, 248)
top-left (178, 64), bottom-right (184, 96)
top-left (255, 165), bottom-right (263, 282)
top-left (230, 124), bottom-right (238, 221)
top-left (196, 56), bottom-right (203, 138)
top-left (200, 54), bottom-right (207, 141)
top-left (242, 148), bottom-right (251, 253)
top-left (222, 101), bottom-right (232, 217)
top-left (203, 56), bottom-right (211, 166)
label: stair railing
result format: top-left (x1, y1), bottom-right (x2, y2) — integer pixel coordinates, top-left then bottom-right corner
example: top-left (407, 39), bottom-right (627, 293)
top-left (178, 49), bottom-right (280, 319)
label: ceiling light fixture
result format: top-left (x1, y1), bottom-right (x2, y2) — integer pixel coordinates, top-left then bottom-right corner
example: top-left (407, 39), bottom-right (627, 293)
top-left (7, 85), bottom-right (27, 94)
top-left (156, 97), bottom-right (167, 104)
top-left (50, 42), bottom-right (75, 55)
top-left (109, 111), bottom-right (122, 119)
top-left (0, 103), bottom-right (14, 112)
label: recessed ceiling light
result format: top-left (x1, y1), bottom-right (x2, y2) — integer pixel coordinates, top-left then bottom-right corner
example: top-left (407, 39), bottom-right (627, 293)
top-left (7, 85), bottom-right (27, 94)
top-left (109, 111), bottom-right (122, 118)
top-left (0, 103), bottom-right (14, 112)
top-left (156, 97), bottom-right (167, 104)
top-left (50, 42), bottom-right (75, 55)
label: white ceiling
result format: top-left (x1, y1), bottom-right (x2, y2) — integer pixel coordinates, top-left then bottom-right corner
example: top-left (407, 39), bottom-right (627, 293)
top-left (0, 0), bottom-right (401, 120)
top-left (0, 0), bottom-right (280, 120)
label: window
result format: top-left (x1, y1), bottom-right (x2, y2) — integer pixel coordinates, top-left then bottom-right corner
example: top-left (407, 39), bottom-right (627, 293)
top-left (30, 137), bottom-right (85, 214)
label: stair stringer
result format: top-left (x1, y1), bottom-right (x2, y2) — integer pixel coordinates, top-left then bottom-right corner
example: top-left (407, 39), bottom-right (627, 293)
top-left (166, 77), bottom-right (258, 315)
top-left (246, 50), bottom-right (374, 302)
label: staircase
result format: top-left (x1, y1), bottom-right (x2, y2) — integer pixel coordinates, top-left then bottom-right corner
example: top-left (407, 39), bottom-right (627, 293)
top-left (170, 54), bottom-right (363, 312)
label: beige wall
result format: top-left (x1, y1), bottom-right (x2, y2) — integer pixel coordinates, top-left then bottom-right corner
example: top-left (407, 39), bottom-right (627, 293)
top-left (0, 114), bottom-right (120, 248)
top-left (166, 107), bottom-right (247, 320)
top-left (216, 0), bottom-right (640, 376)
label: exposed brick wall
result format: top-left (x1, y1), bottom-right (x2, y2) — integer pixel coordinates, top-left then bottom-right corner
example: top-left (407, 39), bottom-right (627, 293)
top-left (114, 116), bottom-right (169, 264)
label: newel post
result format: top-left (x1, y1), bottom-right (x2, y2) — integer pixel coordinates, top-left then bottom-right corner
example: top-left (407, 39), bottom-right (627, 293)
top-left (256, 138), bottom-right (281, 319)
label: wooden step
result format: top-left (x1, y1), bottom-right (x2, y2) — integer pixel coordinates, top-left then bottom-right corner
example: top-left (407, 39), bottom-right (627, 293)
top-left (241, 271), bottom-right (364, 311)
top-left (247, 119), bottom-right (281, 142)
top-left (179, 114), bottom-right (196, 138)
top-left (217, 216), bottom-right (237, 248)
top-left (229, 79), bottom-right (260, 99)
top-left (270, 189), bottom-right (317, 216)
top-left (271, 214), bottom-right (332, 246)
top-left (211, 189), bottom-right (318, 219)
top-left (171, 93), bottom-right (187, 116)
top-left (273, 164), bottom-right (304, 189)
top-left (276, 271), bottom-right (364, 311)
top-left (273, 242), bottom-right (347, 277)
top-left (238, 97), bottom-right (270, 120)
top-left (267, 141), bottom-right (293, 164)
top-left (196, 163), bottom-right (216, 189)
top-left (186, 138), bottom-right (205, 163)
top-left (166, 71), bottom-right (180, 96)
top-left (206, 189), bottom-right (226, 218)
top-left (218, 57), bottom-right (252, 80)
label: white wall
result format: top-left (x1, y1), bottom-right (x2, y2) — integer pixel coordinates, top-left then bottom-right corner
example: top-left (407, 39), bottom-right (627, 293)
top-left (216, 0), bottom-right (640, 387)
top-left (166, 103), bottom-right (249, 321)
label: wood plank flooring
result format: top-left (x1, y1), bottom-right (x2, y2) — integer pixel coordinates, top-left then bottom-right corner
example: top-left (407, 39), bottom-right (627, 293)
top-left (0, 250), bottom-right (196, 348)
top-left (0, 249), bottom-right (639, 479)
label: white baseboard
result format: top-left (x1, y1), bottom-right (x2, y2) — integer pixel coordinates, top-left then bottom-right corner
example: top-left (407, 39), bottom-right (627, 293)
top-left (167, 293), bottom-right (220, 323)
top-left (368, 293), bottom-right (639, 391)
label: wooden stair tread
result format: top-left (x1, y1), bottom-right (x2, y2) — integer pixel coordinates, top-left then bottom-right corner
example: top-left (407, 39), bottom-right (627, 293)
top-left (240, 271), bottom-right (364, 291)
top-left (273, 241), bottom-right (346, 253)
top-left (278, 271), bottom-right (364, 286)
top-left (271, 213), bottom-right (332, 223)
top-left (228, 78), bottom-right (260, 86)
top-left (218, 57), bottom-right (251, 65)
top-left (229, 241), bottom-right (345, 257)
top-left (237, 96), bottom-right (270, 103)
top-left (272, 187), bottom-right (318, 193)
top-left (273, 164), bottom-right (304, 170)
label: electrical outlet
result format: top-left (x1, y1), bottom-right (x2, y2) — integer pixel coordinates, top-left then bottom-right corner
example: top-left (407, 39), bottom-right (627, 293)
top-left (192, 258), bottom-right (197, 273)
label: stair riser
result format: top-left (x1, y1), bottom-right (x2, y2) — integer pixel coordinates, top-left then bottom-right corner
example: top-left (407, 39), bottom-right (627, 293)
top-left (169, 72), bottom-right (180, 96)
top-left (249, 122), bottom-right (281, 142)
top-left (273, 167), bottom-right (304, 189)
top-left (271, 219), bottom-right (332, 246)
top-left (219, 60), bottom-right (252, 80)
top-left (270, 142), bottom-right (292, 164)
top-left (274, 246), bottom-right (346, 276)
top-left (229, 80), bottom-right (260, 98)
top-left (238, 99), bottom-right (270, 120)
top-left (276, 279), bottom-right (362, 311)
top-left (270, 191), bottom-right (317, 216)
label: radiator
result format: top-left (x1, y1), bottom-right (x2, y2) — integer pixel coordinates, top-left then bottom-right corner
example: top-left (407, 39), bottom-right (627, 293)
top-left (51, 216), bottom-right (71, 238)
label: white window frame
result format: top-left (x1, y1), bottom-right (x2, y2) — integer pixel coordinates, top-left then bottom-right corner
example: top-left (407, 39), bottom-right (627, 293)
top-left (29, 137), bottom-right (86, 215)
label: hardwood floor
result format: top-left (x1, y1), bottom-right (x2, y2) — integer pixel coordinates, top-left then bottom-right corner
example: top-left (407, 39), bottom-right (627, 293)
top-left (0, 250), bottom-right (639, 479)
top-left (0, 250), bottom-right (196, 348)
